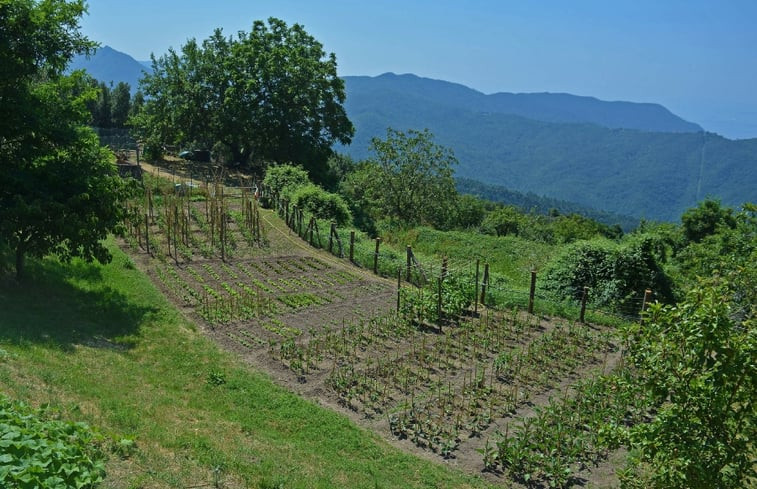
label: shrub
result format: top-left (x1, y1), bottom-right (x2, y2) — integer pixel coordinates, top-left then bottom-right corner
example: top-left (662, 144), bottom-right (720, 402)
top-left (540, 236), bottom-right (672, 314)
top-left (263, 164), bottom-right (310, 198)
top-left (291, 184), bottom-right (352, 226)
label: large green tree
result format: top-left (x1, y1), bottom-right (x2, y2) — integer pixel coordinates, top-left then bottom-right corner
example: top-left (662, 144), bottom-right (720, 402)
top-left (132, 17), bottom-right (353, 179)
top-left (0, 0), bottom-right (135, 280)
top-left (342, 128), bottom-right (458, 229)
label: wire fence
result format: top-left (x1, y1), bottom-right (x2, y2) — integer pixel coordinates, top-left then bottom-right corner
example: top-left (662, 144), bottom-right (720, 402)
top-left (266, 190), bottom-right (655, 327)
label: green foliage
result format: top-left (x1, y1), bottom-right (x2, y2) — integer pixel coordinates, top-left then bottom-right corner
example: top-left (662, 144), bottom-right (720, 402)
top-left (540, 236), bottom-right (672, 313)
top-left (457, 177), bottom-right (639, 231)
top-left (290, 184), bottom-right (352, 226)
top-left (400, 272), bottom-right (472, 324)
top-left (450, 194), bottom-right (487, 229)
top-left (0, 2), bottom-right (136, 280)
top-left (133, 17), bottom-right (353, 177)
top-left (622, 272), bottom-right (756, 489)
top-left (0, 395), bottom-right (106, 489)
top-left (342, 128), bottom-right (459, 229)
top-left (671, 202), bottom-right (755, 297)
top-left (0, 0), bottom-right (95, 150)
top-left (262, 164), bottom-right (311, 198)
top-left (681, 198), bottom-right (737, 243)
top-left (109, 81), bottom-right (131, 128)
top-left (481, 205), bottom-right (523, 237)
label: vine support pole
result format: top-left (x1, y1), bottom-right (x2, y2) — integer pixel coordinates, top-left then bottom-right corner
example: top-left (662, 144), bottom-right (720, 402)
top-left (528, 270), bottom-right (537, 314)
top-left (406, 245), bottom-right (412, 282)
top-left (143, 213), bottom-right (149, 254)
top-left (579, 286), bottom-right (589, 323)
top-left (437, 277), bottom-right (443, 331)
top-left (480, 263), bottom-right (489, 305)
top-left (397, 267), bottom-right (402, 313)
top-left (373, 238), bottom-right (381, 274)
top-left (349, 231), bottom-right (355, 263)
top-left (474, 259), bottom-right (480, 314)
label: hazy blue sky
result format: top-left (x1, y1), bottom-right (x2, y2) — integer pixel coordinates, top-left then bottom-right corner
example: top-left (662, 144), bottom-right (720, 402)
top-left (80, 0), bottom-right (757, 139)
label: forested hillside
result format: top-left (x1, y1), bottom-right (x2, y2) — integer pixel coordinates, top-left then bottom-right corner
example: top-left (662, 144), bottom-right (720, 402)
top-left (343, 75), bottom-right (757, 221)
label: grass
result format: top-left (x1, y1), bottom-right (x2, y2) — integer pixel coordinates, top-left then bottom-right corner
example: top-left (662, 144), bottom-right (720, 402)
top-left (383, 227), bottom-right (554, 285)
top-left (0, 239), bottom-right (493, 489)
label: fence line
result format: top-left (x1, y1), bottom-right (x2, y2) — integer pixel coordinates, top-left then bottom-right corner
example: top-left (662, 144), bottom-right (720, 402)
top-left (264, 187), bottom-right (655, 326)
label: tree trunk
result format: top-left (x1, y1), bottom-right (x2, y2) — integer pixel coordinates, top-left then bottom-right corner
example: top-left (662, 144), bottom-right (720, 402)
top-left (15, 246), bottom-right (25, 282)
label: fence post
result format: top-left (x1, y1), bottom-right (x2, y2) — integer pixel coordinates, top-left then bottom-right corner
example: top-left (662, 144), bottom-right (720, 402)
top-left (474, 259), bottom-right (480, 314)
top-left (579, 286), bottom-right (589, 323)
top-left (480, 263), bottom-right (489, 305)
top-left (328, 222), bottom-right (335, 253)
top-left (309, 217), bottom-right (315, 244)
top-left (373, 238), bottom-right (381, 274)
top-left (349, 231), bottom-right (355, 263)
top-left (406, 245), bottom-right (412, 282)
top-left (441, 256), bottom-right (448, 279)
top-left (528, 270), bottom-right (537, 314)
top-left (641, 289), bottom-right (653, 320)
top-left (143, 213), bottom-right (150, 254)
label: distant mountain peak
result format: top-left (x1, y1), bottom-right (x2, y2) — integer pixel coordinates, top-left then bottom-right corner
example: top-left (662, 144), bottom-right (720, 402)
top-left (69, 45), bottom-right (151, 93)
top-left (346, 73), bottom-right (702, 134)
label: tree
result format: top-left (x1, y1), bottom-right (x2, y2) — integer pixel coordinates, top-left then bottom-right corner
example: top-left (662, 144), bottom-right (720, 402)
top-left (540, 235), bottom-right (673, 312)
top-left (262, 164), bottom-right (311, 198)
top-left (681, 199), bottom-right (737, 243)
top-left (344, 128), bottom-right (458, 228)
top-left (482, 205), bottom-right (523, 236)
top-left (290, 184), bottom-right (352, 226)
top-left (93, 80), bottom-right (112, 127)
top-left (1, 0), bottom-right (94, 163)
top-left (110, 81), bottom-right (131, 128)
top-left (0, 0), bottom-right (135, 280)
top-left (132, 17), bottom-right (353, 179)
top-left (128, 89), bottom-right (144, 119)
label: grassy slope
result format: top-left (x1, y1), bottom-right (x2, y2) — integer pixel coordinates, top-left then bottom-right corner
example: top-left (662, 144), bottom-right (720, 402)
top-left (0, 239), bottom-right (492, 489)
top-left (384, 227), bottom-right (554, 285)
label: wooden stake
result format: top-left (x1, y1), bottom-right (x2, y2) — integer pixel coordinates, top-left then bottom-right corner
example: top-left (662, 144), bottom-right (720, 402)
top-left (349, 231), bottom-right (355, 263)
top-left (528, 270), bottom-right (537, 314)
top-left (373, 238), bottom-right (381, 274)
top-left (474, 259), bottom-right (480, 314)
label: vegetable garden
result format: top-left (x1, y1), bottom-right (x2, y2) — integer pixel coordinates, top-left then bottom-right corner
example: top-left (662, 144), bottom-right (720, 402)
top-left (122, 168), bottom-right (653, 488)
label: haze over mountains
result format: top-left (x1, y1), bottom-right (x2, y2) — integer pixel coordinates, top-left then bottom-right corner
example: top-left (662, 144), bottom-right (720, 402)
top-left (72, 46), bottom-right (756, 222)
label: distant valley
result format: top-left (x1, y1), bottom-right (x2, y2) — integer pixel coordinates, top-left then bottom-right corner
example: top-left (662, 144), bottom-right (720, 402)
top-left (72, 47), bottom-right (756, 222)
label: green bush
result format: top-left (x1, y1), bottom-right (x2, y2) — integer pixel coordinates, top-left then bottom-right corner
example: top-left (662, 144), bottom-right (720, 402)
top-left (291, 184), bottom-right (352, 226)
top-left (400, 272), bottom-right (472, 324)
top-left (0, 395), bottom-right (106, 488)
top-left (263, 164), bottom-right (310, 198)
top-left (540, 236), bottom-right (672, 314)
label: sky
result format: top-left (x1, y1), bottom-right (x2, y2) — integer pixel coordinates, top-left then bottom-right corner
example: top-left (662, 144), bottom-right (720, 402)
top-left (80, 0), bottom-right (757, 139)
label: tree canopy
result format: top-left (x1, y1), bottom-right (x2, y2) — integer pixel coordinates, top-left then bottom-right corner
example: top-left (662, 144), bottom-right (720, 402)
top-left (0, 0), bottom-right (134, 280)
top-left (132, 17), bottom-right (354, 180)
top-left (341, 128), bottom-right (458, 230)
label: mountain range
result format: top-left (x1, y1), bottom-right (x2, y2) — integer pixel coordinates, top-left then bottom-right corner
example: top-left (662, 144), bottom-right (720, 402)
top-left (70, 46), bottom-right (756, 222)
